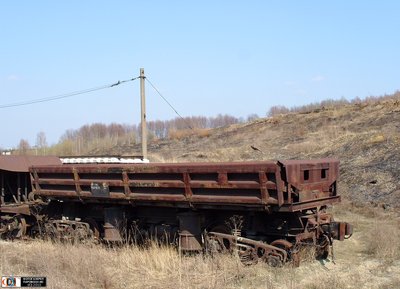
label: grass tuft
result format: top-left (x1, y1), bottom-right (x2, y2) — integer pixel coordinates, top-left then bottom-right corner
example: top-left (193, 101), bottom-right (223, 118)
top-left (366, 221), bottom-right (400, 260)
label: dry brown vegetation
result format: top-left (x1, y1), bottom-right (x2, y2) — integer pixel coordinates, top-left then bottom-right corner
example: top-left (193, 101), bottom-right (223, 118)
top-left (121, 92), bottom-right (398, 208)
top-left (7, 114), bottom-right (241, 156)
top-left (168, 128), bottom-right (211, 140)
top-left (2, 92), bottom-right (399, 288)
top-left (1, 203), bottom-right (399, 289)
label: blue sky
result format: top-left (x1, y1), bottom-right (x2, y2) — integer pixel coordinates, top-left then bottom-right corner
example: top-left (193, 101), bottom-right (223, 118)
top-left (1, 1), bottom-right (399, 148)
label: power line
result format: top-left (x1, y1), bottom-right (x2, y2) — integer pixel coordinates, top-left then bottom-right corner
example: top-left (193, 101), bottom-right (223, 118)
top-left (145, 77), bottom-right (194, 130)
top-left (0, 77), bottom-right (139, 109)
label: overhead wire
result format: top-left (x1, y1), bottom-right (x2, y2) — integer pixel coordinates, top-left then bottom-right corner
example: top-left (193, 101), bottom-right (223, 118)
top-left (145, 77), bottom-right (194, 130)
top-left (1, 74), bottom-right (194, 130)
top-left (0, 77), bottom-right (139, 109)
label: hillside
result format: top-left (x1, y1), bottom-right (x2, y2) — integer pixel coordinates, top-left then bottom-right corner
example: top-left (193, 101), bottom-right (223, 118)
top-left (91, 96), bottom-right (400, 208)
top-left (2, 97), bottom-right (399, 289)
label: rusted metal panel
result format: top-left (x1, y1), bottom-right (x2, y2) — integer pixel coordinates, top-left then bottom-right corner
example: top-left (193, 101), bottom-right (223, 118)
top-left (279, 196), bottom-right (341, 212)
top-left (279, 159), bottom-right (339, 189)
top-left (278, 159), bottom-right (339, 206)
top-left (258, 171), bottom-right (270, 205)
top-left (72, 168), bottom-right (82, 199)
top-left (122, 171), bottom-right (131, 197)
top-left (329, 221), bottom-right (353, 240)
top-left (178, 212), bottom-right (202, 251)
top-left (275, 165), bottom-right (285, 206)
top-left (183, 172), bottom-right (193, 200)
top-left (32, 161), bottom-right (278, 206)
top-left (2, 157), bottom-right (352, 266)
top-left (0, 156), bottom-right (61, 172)
top-left (103, 207), bottom-right (124, 242)
top-left (33, 161), bottom-right (277, 174)
top-left (31, 159), bottom-right (341, 210)
top-left (0, 204), bottom-right (31, 215)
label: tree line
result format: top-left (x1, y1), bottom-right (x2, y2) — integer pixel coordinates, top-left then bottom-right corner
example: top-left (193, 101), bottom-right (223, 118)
top-left (8, 114), bottom-right (255, 156)
top-left (5, 89), bottom-right (399, 156)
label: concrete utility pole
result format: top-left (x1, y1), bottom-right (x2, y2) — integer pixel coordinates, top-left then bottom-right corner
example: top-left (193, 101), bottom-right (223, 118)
top-left (140, 68), bottom-right (147, 159)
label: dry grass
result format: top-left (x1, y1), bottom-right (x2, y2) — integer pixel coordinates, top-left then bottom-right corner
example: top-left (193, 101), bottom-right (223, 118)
top-left (169, 128), bottom-right (211, 140)
top-left (1, 204), bottom-right (400, 289)
top-left (134, 96), bottom-right (400, 210)
top-left (3, 94), bottom-right (399, 288)
top-left (0, 241), bottom-right (284, 289)
top-left (365, 221), bottom-right (400, 260)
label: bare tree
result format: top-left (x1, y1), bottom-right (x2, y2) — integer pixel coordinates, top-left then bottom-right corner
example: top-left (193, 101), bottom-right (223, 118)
top-left (267, 105), bottom-right (290, 117)
top-left (18, 139), bottom-right (30, 155)
top-left (36, 131), bottom-right (48, 155)
top-left (247, 113), bottom-right (259, 122)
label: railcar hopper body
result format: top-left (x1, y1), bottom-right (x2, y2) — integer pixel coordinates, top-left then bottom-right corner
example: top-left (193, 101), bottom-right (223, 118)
top-left (1, 157), bottom-right (352, 266)
top-left (30, 159), bottom-right (340, 212)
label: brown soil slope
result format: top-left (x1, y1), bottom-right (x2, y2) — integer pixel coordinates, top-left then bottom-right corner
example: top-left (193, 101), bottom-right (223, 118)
top-left (92, 97), bottom-right (400, 207)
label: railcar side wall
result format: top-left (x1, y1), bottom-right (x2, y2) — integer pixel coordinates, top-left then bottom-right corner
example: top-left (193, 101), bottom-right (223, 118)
top-left (30, 159), bottom-right (340, 211)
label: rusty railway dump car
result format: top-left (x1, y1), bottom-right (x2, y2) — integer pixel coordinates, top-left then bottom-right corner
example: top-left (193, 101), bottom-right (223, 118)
top-left (0, 157), bottom-right (352, 266)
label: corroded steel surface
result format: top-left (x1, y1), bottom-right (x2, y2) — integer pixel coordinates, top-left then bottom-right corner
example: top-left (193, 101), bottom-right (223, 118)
top-left (1, 157), bottom-right (353, 267)
top-left (279, 159), bottom-right (339, 191)
top-left (30, 160), bottom-right (339, 212)
top-left (207, 231), bottom-right (288, 266)
top-left (31, 161), bottom-right (279, 208)
top-left (0, 156), bottom-right (61, 172)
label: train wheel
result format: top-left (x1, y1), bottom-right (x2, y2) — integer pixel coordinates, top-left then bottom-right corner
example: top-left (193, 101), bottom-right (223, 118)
top-left (270, 239), bottom-right (297, 266)
top-left (0, 215), bottom-right (27, 240)
top-left (237, 244), bottom-right (258, 266)
top-left (206, 224), bottom-right (231, 253)
top-left (43, 222), bottom-right (58, 241)
top-left (266, 255), bottom-right (283, 267)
